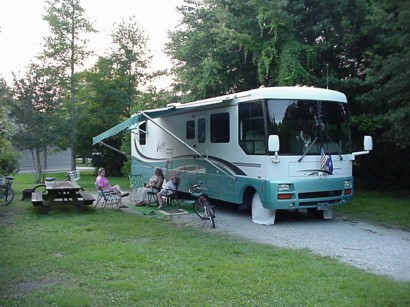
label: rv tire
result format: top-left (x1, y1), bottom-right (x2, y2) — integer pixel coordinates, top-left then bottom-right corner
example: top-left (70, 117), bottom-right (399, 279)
top-left (251, 193), bottom-right (276, 225)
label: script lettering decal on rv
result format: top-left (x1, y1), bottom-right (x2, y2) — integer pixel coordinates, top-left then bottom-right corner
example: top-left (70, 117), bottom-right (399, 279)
top-left (156, 141), bottom-right (166, 153)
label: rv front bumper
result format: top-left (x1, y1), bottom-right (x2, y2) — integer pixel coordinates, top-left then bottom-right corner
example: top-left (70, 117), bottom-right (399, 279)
top-left (264, 177), bottom-right (354, 210)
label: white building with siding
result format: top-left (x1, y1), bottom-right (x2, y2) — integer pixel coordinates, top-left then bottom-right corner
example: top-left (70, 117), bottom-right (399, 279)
top-left (17, 148), bottom-right (72, 173)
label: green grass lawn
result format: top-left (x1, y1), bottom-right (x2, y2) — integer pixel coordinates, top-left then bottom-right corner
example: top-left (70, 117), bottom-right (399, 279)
top-left (1, 172), bottom-right (409, 305)
top-left (334, 189), bottom-right (410, 231)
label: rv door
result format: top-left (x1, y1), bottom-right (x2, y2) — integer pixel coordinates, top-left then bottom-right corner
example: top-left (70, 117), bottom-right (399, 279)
top-left (196, 117), bottom-right (207, 158)
top-left (195, 117), bottom-right (208, 184)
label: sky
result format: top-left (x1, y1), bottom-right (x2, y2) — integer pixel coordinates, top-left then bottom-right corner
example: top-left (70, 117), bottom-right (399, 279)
top-left (0, 0), bottom-right (185, 88)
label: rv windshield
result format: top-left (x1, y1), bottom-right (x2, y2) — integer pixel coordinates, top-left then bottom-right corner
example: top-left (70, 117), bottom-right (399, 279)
top-left (266, 99), bottom-right (351, 155)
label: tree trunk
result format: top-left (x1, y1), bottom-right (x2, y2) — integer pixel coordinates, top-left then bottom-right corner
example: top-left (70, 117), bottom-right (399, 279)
top-left (43, 147), bottom-right (48, 183)
top-left (70, 6), bottom-right (76, 171)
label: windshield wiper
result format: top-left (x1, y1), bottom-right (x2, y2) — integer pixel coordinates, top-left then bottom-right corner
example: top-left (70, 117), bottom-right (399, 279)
top-left (298, 137), bottom-right (318, 162)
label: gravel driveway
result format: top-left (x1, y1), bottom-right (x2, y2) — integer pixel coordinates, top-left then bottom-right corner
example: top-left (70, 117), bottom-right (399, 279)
top-left (170, 205), bottom-right (410, 281)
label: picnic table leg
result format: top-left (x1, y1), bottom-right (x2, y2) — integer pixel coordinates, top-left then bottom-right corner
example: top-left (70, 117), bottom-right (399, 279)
top-left (70, 190), bottom-right (83, 212)
top-left (42, 191), bottom-right (54, 214)
top-left (41, 204), bottom-right (50, 214)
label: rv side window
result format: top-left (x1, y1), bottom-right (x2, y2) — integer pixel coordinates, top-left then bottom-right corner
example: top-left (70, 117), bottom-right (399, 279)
top-left (186, 120), bottom-right (195, 139)
top-left (139, 122), bottom-right (147, 145)
top-left (198, 118), bottom-right (206, 143)
top-left (211, 113), bottom-right (230, 143)
top-left (239, 101), bottom-right (266, 154)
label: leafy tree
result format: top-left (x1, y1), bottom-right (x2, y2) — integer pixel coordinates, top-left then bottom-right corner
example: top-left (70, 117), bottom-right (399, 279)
top-left (249, 0), bottom-right (319, 87)
top-left (285, 0), bottom-right (372, 89)
top-left (167, 0), bottom-right (376, 99)
top-left (352, 0), bottom-right (410, 188)
top-left (167, 0), bottom-right (330, 99)
top-left (8, 64), bottom-right (70, 183)
top-left (359, 0), bottom-right (410, 147)
top-left (110, 16), bottom-right (152, 111)
top-left (76, 57), bottom-right (129, 176)
top-left (41, 0), bottom-right (96, 170)
top-left (0, 78), bottom-right (19, 175)
top-left (76, 18), bottom-right (154, 175)
top-left (0, 137), bottom-right (18, 176)
top-left (167, 0), bottom-right (262, 100)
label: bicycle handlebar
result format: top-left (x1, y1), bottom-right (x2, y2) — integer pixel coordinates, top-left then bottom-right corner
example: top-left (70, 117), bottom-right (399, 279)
top-left (189, 187), bottom-right (202, 194)
top-left (1, 175), bottom-right (13, 182)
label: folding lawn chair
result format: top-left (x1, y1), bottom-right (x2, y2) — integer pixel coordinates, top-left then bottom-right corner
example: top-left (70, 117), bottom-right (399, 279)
top-left (146, 175), bottom-right (165, 205)
top-left (95, 185), bottom-right (121, 210)
top-left (160, 177), bottom-right (181, 207)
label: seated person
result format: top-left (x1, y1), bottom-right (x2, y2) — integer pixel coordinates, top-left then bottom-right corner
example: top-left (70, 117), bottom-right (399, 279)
top-left (156, 176), bottom-right (178, 209)
top-left (135, 167), bottom-right (164, 206)
top-left (95, 167), bottom-right (129, 208)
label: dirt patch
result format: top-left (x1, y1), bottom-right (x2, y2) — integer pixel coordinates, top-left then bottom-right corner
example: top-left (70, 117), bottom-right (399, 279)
top-left (7, 278), bottom-right (66, 295)
top-left (0, 206), bottom-right (23, 225)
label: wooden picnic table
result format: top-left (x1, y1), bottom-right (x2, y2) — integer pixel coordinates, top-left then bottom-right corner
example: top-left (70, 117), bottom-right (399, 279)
top-left (45, 180), bottom-right (81, 205)
top-left (31, 180), bottom-right (95, 212)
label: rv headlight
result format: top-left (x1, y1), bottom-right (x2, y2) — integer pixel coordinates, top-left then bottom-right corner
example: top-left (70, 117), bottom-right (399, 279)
top-left (278, 184), bottom-right (290, 192)
top-left (344, 180), bottom-right (352, 188)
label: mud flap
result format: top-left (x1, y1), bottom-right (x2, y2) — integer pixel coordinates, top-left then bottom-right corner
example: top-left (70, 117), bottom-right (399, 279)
top-left (322, 207), bottom-right (333, 220)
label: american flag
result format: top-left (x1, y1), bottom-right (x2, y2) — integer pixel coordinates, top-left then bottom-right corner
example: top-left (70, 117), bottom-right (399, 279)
top-left (320, 146), bottom-right (328, 170)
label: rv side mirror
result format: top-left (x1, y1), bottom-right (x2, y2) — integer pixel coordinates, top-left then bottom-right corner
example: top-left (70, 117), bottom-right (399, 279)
top-left (268, 135), bottom-right (280, 152)
top-left (364, 136), bottom-right (373, 151)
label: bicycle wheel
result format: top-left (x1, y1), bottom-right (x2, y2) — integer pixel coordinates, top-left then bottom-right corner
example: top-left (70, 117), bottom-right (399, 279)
top-left (206, 203), bottom-right (216, 228)
top-left (0, 186), bottom-right (14, 206)
top-left (209, 203), bottom-right (216, 218)
top-left (193, 200), bottom-right (206, 219)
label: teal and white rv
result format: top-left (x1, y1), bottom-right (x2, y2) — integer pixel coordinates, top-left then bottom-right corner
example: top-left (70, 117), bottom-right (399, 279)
top-left (93, 86), bottom-right (372, 224)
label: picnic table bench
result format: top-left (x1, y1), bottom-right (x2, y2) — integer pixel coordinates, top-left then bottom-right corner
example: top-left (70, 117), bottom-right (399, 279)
top-left (31, 192), bottom-right (44, 207)
top-left (78, 190), bottom-right (95, 205)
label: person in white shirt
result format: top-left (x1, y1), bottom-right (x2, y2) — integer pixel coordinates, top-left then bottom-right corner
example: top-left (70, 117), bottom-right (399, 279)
top-left (156, 176), bottom-right (178, 209)
top-left (135, 167), bottom-right (164, 206)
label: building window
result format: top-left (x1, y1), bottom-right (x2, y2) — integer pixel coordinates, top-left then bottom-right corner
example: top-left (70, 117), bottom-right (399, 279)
top-left (186, 120), bottom-right (195, 139)
top-left (211, 113), bottom-right (229, 143)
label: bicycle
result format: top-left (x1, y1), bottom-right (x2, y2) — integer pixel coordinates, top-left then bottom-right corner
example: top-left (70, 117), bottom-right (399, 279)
top-left (189, 182), bottom-right (216, 228)
top-left (0, 174), bottom-right (15, 206)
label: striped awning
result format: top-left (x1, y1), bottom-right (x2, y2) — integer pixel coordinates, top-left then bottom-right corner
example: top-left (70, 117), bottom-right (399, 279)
top-left (92, 114), bottom-right (140, 145)
top-left (92, 108), bottom-right (172, 145)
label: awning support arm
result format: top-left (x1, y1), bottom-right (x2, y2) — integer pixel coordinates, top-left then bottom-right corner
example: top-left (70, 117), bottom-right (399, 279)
top-left (98, 141), bottom-right (129, 158)
top-left (97, 141), bottom-right (155, 169)
top-left (141, 111), bottom-right (236, 180)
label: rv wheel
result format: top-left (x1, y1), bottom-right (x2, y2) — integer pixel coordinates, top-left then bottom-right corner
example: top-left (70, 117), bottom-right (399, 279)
top-left (251, 193), bottom-right (276, 225)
